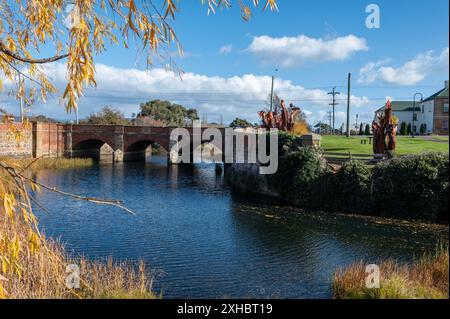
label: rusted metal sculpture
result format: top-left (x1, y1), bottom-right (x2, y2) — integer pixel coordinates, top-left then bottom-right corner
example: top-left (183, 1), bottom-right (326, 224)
top-left (259, 100), bottom-right (300, 132)
top-left (372, 100), bottom-right (398, 154)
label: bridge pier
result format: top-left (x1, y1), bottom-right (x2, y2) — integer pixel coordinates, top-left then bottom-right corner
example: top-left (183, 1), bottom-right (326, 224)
top-left (114, 126), bottom-right (124, 163)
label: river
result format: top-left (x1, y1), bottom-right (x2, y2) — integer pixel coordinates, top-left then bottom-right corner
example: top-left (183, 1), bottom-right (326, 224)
top-left (31, 155), bottom-right (448, 299)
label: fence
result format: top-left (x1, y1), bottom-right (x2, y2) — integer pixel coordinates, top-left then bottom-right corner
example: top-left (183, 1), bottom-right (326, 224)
top-left (323, 151), bottom-right (386, 165)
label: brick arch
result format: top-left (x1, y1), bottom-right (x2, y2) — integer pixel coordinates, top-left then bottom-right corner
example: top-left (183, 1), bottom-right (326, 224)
top-left (72, 136), bottom-right (116, 151)
top-left (124, 136), bottom-right (169, 152)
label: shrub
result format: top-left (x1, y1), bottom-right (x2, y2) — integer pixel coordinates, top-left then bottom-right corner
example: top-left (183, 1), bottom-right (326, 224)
top-left (371, 152), bottom-right (449, 222)
top-left (271, 147), bottom-right (327, 205)
top-left (400, 122), bottom-right (407, 136)
top-left (332, 161), bottom-right (373, 213)
top-left (277, 131), bottom-right (299, 155)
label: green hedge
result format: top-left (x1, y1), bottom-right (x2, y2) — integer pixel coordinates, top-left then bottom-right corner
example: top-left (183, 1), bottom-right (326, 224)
top-left (371, 153), bottom-right (449, 222)
top-left (269, 141), bottom-right (448, 222)
top-left (331, 161), bottom-right (373, 213)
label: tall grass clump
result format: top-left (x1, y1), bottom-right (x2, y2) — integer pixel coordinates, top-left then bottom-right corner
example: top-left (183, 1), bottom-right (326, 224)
top-left (0, 158), bottom-right (155, 299)
top-left (333, 246), bottom-right (449, 299)
top-left (0, 157), bottom-right (94, 171)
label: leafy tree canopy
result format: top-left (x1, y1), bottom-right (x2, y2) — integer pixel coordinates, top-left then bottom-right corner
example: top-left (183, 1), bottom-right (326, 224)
top-left (83, 106), bottom-right (131, 125)
top-left (138, 100), bottom-right (199, 127)
top-left (230, 117), bottom-right (253, 128)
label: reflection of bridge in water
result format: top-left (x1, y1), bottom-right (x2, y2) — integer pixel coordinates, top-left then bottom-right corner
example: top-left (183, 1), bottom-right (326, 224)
top-left (32, 123), bottom-right (228, 164)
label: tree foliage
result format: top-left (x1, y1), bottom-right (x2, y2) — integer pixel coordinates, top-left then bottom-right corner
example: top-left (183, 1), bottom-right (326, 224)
top-left (83, 106), bottom-right (131, 125)
top-left (138, 99), bottom-right (199, 127)
top-left (400, 122), bottom-right (407, 136)
top-left (364, 124), bottom-right (371, 136)
top-left (230, 117), bottom-right (253, 128)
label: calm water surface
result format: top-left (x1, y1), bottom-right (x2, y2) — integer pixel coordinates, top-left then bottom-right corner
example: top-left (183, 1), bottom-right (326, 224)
top-left (32, 156), bottom-right (448, 299)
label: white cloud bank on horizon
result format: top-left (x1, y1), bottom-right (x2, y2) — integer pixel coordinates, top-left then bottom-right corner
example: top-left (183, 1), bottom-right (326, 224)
top-left (1, 63), bottom-right (371, 125)
top-left (358, 47), bottom-right (449, 85)
top-left (246, 34), bottom-right (368, 68)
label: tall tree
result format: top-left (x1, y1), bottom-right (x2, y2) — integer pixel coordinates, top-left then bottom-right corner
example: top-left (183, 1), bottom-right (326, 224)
top-left (364, 124), bottom-right (371, 136)
top-left (83, 106), bottom-right (131, 125)
top-left (138, 100), bottom-right (199, 127)
top-left (230, 118), bottom-right (253, 128)
top-left (400, 122), bottom-right (407, 136)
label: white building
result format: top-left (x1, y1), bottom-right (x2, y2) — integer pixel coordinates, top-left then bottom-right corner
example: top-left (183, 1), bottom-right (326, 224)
top-left (374, 101), bottom-right (420, 133)
top-left (374, 81), bottom-right (449, 135)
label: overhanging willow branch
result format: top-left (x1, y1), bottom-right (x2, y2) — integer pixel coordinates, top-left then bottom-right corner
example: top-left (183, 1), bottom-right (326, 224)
top-left (0, 161), bottom-right (136, 216)
top-left (0, 41), bottom-right (69, 64)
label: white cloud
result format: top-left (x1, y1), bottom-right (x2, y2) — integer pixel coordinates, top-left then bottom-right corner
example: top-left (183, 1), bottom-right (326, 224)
top-left (358, 47), bottom-right (449, 85)
top-left (246, 34), bottom-right (368, 68)
top-left (1, 63), bottom-right (371, 124)
top-left (219, 45), bottom-right (233, 55)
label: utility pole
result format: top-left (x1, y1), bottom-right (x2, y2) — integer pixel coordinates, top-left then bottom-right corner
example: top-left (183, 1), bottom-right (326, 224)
top-left (328, 87), bottom-right (340, 135)
top-left (327, 111), bottom-right (333, 135)
top-left (346, 73), bottom-right (351, 138)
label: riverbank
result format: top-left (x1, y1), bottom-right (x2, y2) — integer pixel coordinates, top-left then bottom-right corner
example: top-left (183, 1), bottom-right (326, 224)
top-left (0, 157), bottom-right (156, 299)
top-left (333, 246), bottom-right (449, 299)
top-left (0, 157), bottom-right (94, 172)
top-left (225, 133), bottom-right (449, 224)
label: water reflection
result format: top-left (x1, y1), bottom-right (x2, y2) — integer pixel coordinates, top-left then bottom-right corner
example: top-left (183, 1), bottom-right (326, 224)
top-left (31, 156), bottom-right (448, 299)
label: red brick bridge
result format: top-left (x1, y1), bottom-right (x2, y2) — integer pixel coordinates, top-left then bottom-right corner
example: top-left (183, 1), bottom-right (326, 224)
top-left (30, 123), bottom-right (227, 163)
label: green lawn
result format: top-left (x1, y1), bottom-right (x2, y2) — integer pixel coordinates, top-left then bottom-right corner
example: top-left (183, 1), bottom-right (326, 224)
top-left (321, 135), bottom-right (449, 155)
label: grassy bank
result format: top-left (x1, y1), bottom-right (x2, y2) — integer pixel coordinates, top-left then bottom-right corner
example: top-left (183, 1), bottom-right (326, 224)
top-left (0, 157), bottom-right (95, 171)
top-left (0, 157), bottom-right (156, 299)
top-left (333, 247), bottom-right (449, 299)
top-left (321, 136), bottom-right (449, 155)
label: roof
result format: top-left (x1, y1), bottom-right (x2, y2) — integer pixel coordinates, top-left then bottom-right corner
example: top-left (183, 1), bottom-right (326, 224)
top-left (375, 101), bottom-right (420, 114)
top-left (423, 86), bottom-right (449, 102)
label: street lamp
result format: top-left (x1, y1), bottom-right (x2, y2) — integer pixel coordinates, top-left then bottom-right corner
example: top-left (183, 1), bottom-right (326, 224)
top-left (412, 93), bottom-right (423, 138)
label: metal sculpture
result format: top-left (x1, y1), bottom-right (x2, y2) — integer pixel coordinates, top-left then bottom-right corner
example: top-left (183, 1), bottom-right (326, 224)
top-left (259, 100), bottom-right (300, 132)
top-left (372, 100), bottom-right (398, 154)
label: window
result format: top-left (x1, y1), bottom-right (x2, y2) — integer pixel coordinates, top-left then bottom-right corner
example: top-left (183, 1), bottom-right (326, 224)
top-left (413, 114), bottom-right (418, 121)
top-left (422, 105), bottom-right (425, 114)
top-left (444, 104), bottom-right (449, 113)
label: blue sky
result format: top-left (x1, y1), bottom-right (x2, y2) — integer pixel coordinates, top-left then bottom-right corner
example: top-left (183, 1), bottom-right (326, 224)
top-left (2, 0), bottom-right (449, 126)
